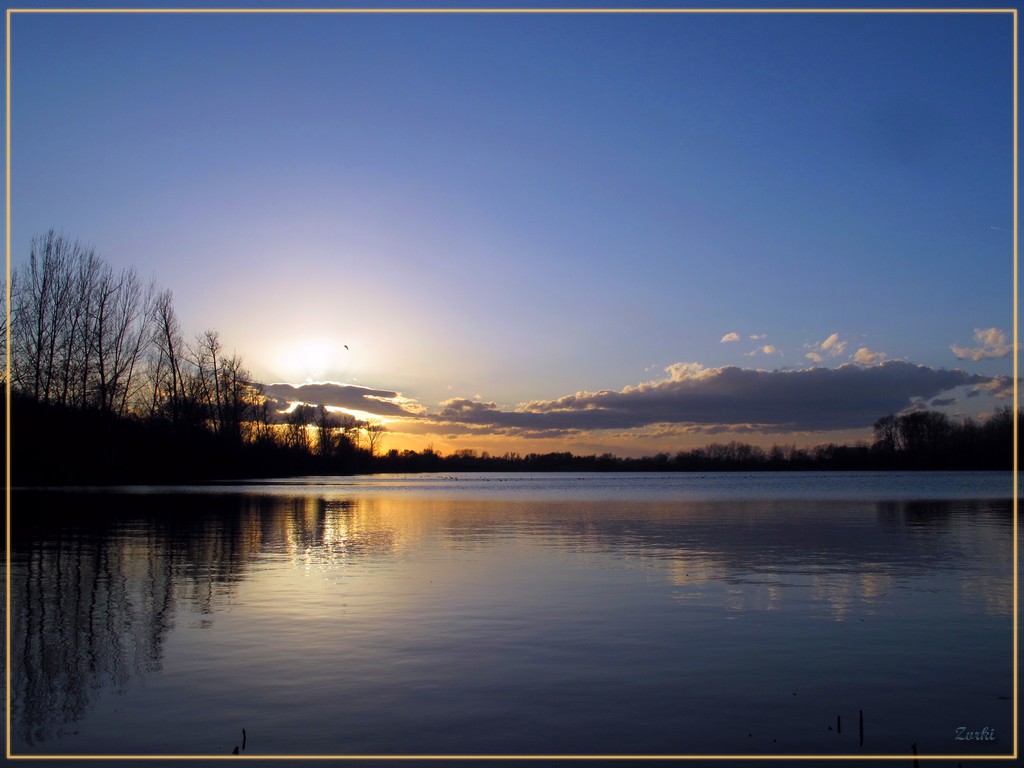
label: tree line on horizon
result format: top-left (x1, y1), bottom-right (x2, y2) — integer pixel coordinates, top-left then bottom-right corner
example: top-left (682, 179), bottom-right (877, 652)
top-left (2, 230), bottom-right (1017, 484)
top-left (371, 405), bottom-right (1015, 473)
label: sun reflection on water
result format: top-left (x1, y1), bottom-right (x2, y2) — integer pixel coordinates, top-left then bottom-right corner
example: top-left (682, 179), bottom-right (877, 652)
top-left (8, 484), bottom-right (1013, 756)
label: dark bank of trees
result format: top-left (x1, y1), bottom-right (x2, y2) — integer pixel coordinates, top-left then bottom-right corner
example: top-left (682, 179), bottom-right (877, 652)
top-left (870, 408), bottom-right (1016, 470)
top-left (3, 231), bottom-right (378, 483)
top-left (3, 231), bottom-right (1018, 484)
top-left (370, 405), bottom-right (1017, 474)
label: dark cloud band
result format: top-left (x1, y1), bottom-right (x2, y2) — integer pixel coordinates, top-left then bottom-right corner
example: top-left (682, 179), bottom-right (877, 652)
top-left (266, 362), bottom-right (1007, 438)
top-left (431, 361), bottom-right (998, 435)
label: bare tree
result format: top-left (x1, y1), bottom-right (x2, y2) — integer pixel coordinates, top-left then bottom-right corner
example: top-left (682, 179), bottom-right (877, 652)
top-left (58, 249), bottom-right (102, 409)
top-left (11, 230), bottom-right (73, 401)
top-left (189, 330), bottom-right (223, 434)
top-left (364, 418), bottom-right (386, 457)
top-left (90, 263), bottom-right (116, 410)
top-left (6, 231), bottom-right (141, 412)
top-left (284, 404), bottom-right (314, 451)
top-left (218, 352), bottom-right (251, 444)
top-left (872, 414), bottom-right (902, 453)
top-left (150, 289), bottom-right (186, 426)
top-left (91, 266), bottom-right (153, 416)
top-left (314, 405), bottom-right (339, 457)
top-left (338, 413), bottom-right (359, 452)
top-left (246, 381), bottom-right (277, 446)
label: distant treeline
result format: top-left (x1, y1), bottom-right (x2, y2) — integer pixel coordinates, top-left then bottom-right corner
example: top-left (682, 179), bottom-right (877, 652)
top-left (373, 406), bottom-right (1017, 474)
top-left (3, 230), bottom-right (1018, 484)
top-left (9, 394), bottom-right (1015, 484)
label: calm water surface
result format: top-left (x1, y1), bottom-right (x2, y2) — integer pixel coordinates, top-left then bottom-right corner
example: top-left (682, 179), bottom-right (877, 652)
top-left (7, 472), bottom-right (1016, 762)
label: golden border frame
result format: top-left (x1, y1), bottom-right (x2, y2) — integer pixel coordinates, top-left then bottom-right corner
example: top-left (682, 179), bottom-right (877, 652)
top-left (3, 5), bottom-right (1018, 763)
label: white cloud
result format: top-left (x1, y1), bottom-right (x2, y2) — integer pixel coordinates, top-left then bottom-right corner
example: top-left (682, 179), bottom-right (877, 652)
top-left (721, 332), bottom-right (740, 343)
top-left (663, 362), bottom-right (709, 381)
top-left (853, 347), bottom-right (888, 364)
top-left (951, 327), bottom-right (1013, 361)
top-left (820, 333), bottom-right (846, 355)
top-left (805, 332), bottom-right (847, 361)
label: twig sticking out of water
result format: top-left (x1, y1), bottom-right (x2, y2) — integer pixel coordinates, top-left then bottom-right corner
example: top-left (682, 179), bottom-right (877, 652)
top-left (232, 746), bottom-right (239, 755)
top-left (242, 728), bottom-right (247, 752)
top-left (911, 742), bottom-right (919, 768)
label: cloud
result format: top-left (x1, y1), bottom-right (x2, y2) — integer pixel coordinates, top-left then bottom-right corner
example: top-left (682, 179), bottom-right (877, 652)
top-left (805, 332), bottom-right (847, 361)
top-left (968, 375), bottom-right (1014, 400)
top-left (665, 362), bottom-right (708, 380)
top-left (951, 327), bottom-right (1013, 361)
top-left (721, 332), bottom-right (740, 343)
top-left (263, 381), bottom-right (425, 418)
top-left (749, 334), bottom-right (766, 340)
top-left (820, 333), bottom-right (846, 355)
top-left (267, 364), bottom-right (1013, 445)
top-left (746, 344), bottom-right (779, 357)
top-left (438, 397), bottom-right (501, 419)
top-left (853, 347), bottom-right (888, 364)
top-left (422, 361), bottom-right (994, 436)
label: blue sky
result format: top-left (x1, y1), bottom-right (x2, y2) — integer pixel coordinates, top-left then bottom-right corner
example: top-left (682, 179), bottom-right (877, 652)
top-left (6, 6), bottom-right (1017, 455)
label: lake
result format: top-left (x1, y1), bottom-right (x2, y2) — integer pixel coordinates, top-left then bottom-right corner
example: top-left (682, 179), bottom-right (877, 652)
top-left (6, 472), bottom-right (1017, 763)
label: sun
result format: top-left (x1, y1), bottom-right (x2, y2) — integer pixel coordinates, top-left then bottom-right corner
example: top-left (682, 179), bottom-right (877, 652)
top-left (284, 337), bottom-right (340, 382)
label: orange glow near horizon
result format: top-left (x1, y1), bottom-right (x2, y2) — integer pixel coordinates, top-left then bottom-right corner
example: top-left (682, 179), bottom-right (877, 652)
top-left (374, 422), bottom-right (877, 459)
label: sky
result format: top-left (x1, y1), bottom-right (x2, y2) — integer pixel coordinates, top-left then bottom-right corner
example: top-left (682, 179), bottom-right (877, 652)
top-left (6, 4), bottom-right (1018, 457)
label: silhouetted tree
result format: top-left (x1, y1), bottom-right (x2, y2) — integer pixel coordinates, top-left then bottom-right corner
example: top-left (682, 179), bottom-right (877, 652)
top-left (217, 352), bottom-right (252, 445)
top-left (11, 230), bottom-right (77, 401)
top-left (870, 407), bottom-right (1013, 470)
top-left (246, 381), bottom-right (277, 446)
top-left (10, 232), bottom-right (154, 417)
top-left (190, 329), bottom-right (224, 434)
top-left (148, 289), bottom-right (189, 428)
top-left (314, 404), bottom-right (339, 457)
top-left (897, 410), bottom-right (951, 460)
top-left (284, 404), bottom-right (314, 451)
top-left (873, 414), bottom-right (901, 454)
top-left (338, 413), bottom-right (360, 453)
top-left (92, 264), bottom-right (153, 417)
top-left (363, 418), bottom-right (386, 457)
top-left (58, 249), bottom-right (101, 409)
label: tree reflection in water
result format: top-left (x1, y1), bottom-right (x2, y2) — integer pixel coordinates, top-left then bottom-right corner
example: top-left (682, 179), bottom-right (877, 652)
top-left (8, 487), bottom-right (1013, 753)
